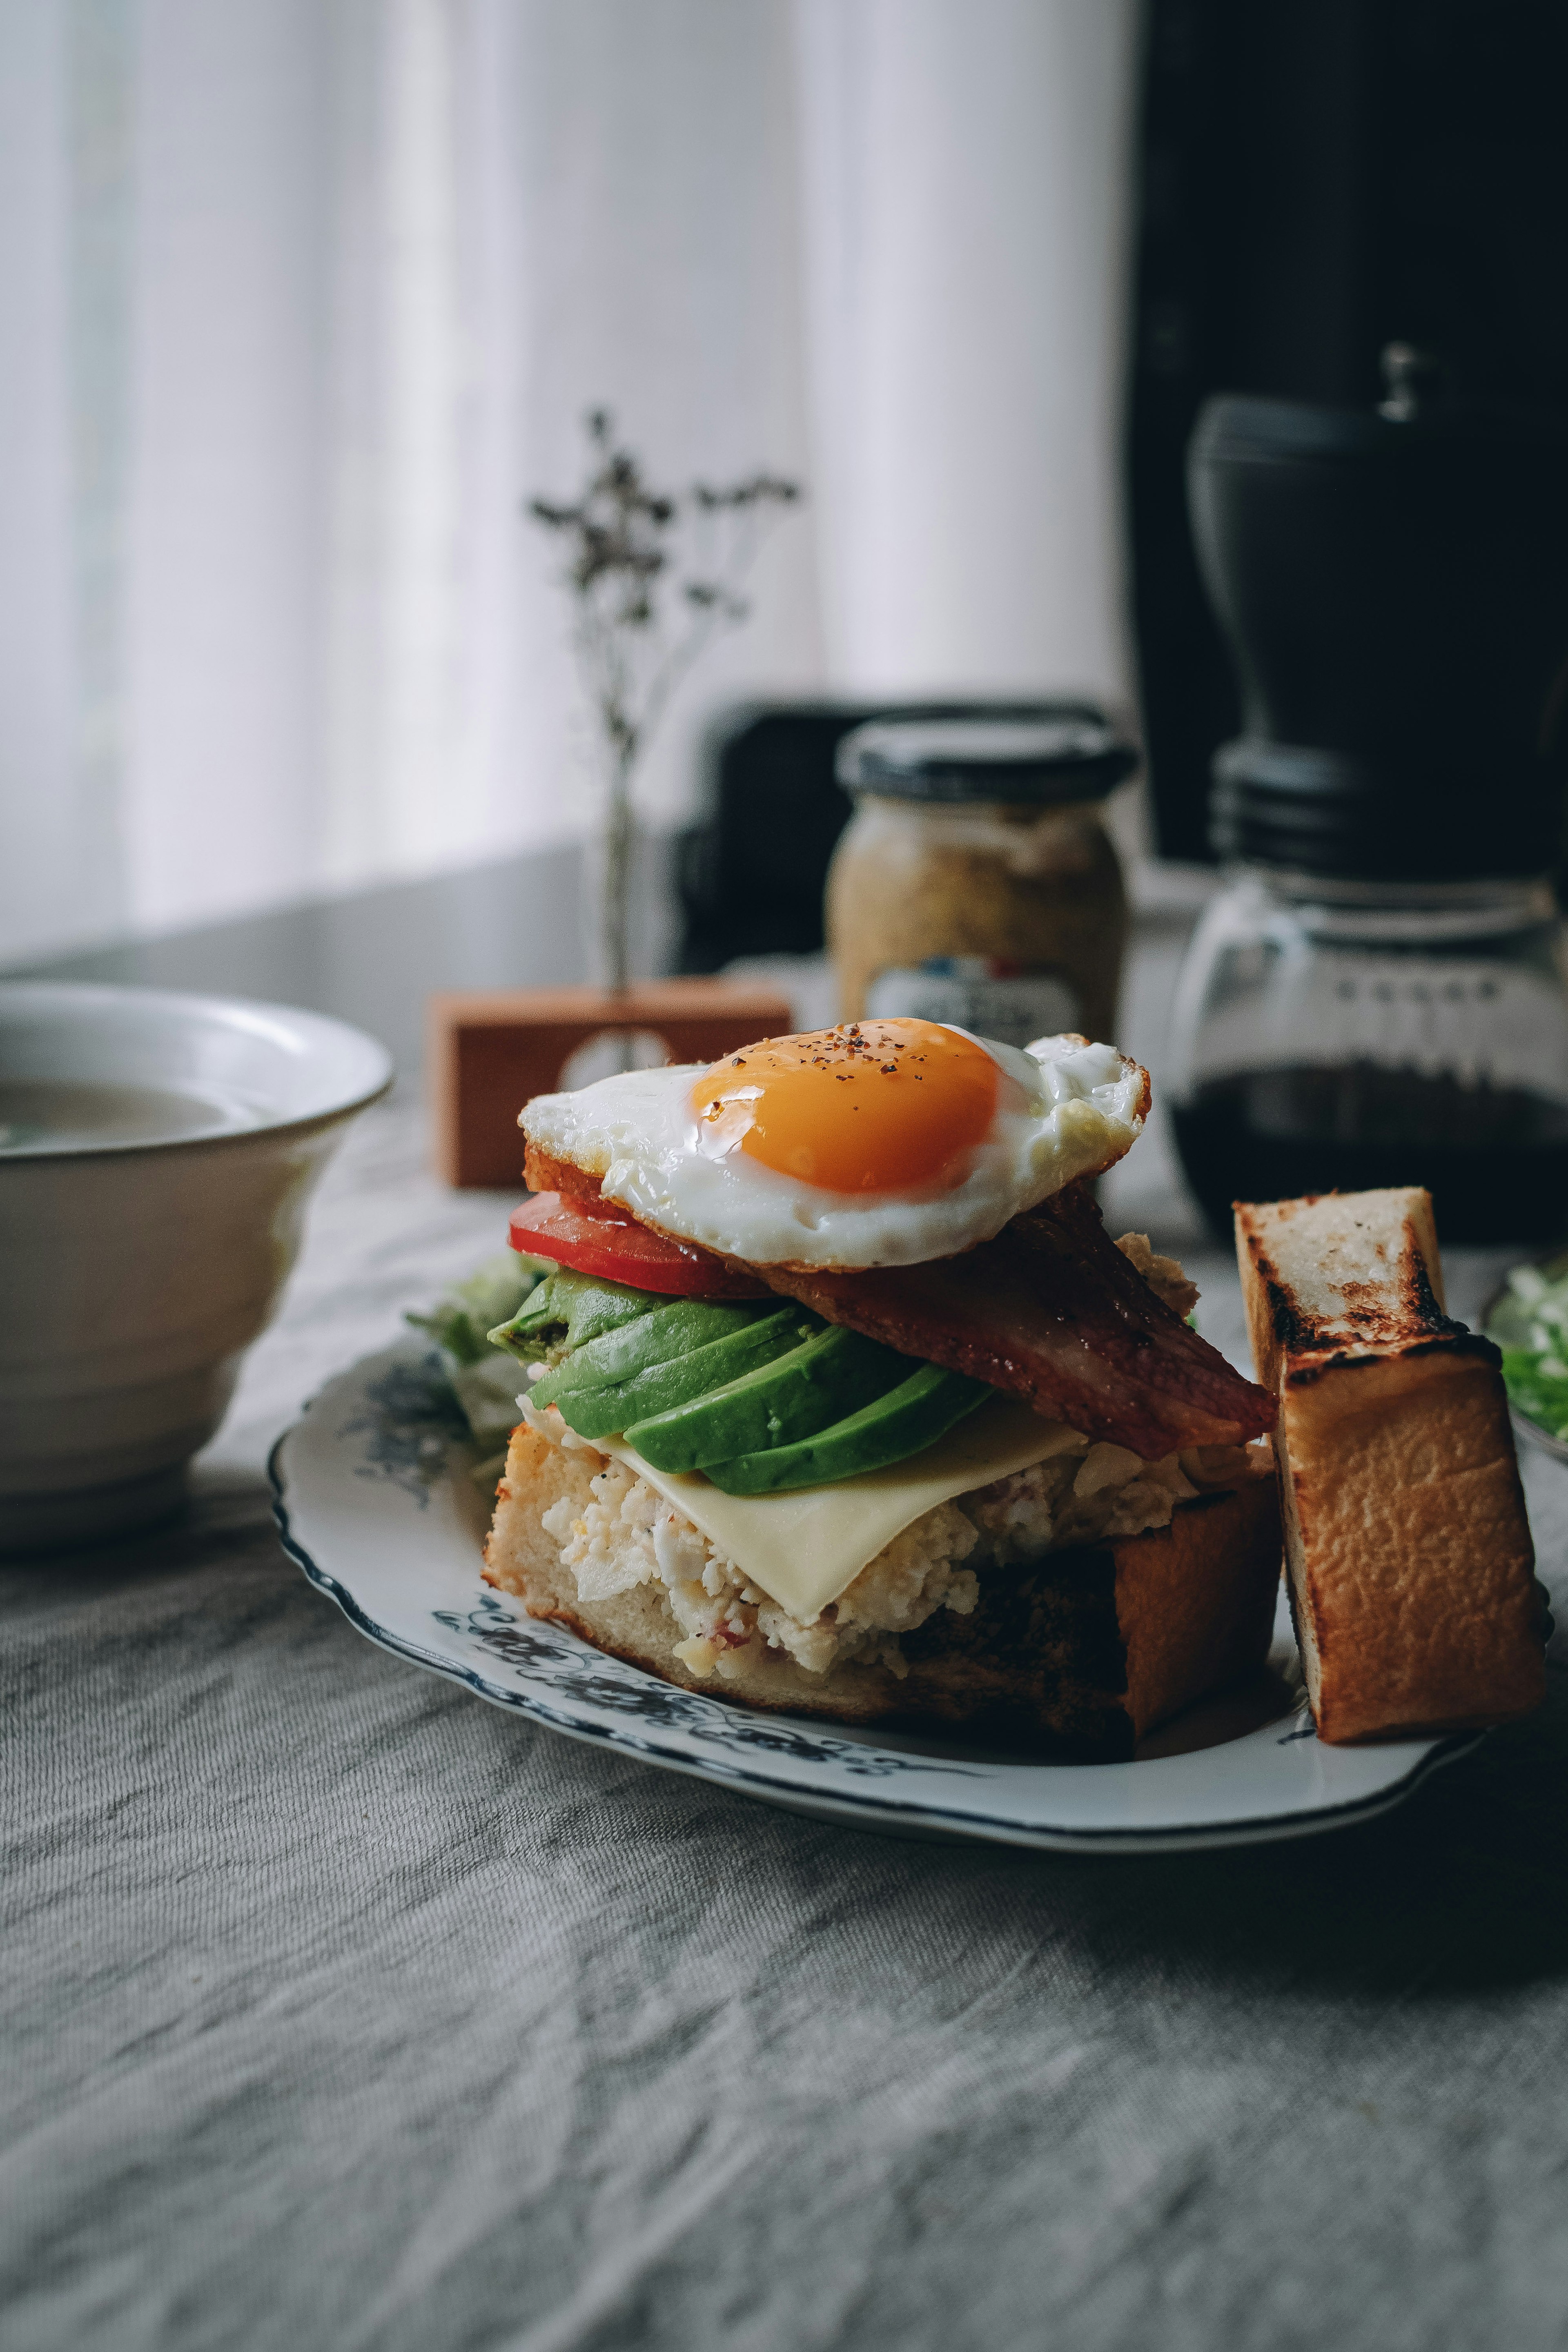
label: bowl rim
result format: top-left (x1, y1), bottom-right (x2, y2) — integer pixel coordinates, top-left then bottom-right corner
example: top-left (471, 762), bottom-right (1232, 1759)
top-left (0, 979), bottom-right (394, 1161)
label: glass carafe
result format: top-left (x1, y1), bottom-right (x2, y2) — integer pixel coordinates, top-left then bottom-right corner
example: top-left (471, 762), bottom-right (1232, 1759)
top-left (1166, 870), bottom-right (1568, 1243)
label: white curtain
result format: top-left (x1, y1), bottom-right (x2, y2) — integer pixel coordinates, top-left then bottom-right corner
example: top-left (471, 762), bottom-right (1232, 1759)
top-left (0, 0), bottom-right (1140, 966)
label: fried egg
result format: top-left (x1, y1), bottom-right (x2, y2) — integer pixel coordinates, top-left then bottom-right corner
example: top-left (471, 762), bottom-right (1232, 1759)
top-left (521, 1020), bottom-right (1148, 1271)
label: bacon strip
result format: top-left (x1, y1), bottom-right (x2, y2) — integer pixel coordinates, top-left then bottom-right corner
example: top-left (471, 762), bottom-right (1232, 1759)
top-left (755, 1183), bottom-right (1275, 1458)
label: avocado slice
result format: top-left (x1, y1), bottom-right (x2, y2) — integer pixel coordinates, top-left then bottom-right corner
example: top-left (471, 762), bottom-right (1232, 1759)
top-left (623, 1323), bottom-right (911, 1472)
top-left (703, 1363), bottom-right (993, 1494)
top-left (488, 1275), bottom-right (560, 1356)
top-left (530, 1294), bottom-right (777, 1412)
top-left (490, 1268), bottom-right (657, 1361)
top-left (550, 1309), bottom-right (812, 1440)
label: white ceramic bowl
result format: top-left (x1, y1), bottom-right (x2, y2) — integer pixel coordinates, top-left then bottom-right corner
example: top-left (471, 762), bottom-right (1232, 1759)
top-left (0, 982), bottom-right (392, 1554)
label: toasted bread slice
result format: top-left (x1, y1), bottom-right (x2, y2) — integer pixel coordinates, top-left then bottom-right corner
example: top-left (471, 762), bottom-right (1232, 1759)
top-left (1235, 1188), bottom-right (1546, 1743)
top-left (483, 1417), bottom-right (1282, 1761)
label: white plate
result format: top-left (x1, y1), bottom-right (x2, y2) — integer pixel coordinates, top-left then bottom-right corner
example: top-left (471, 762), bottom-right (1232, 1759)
top-left (270, 1341), bottom-right (1479, 1854)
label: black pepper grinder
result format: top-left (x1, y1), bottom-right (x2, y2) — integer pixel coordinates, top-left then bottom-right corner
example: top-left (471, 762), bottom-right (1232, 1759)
top-left (1164, 350), bottom-right (1568, 1243)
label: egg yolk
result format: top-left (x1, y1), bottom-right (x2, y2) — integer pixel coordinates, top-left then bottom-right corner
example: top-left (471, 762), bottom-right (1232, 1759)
top-left (690, 1019), bottom-right (1000, 1194)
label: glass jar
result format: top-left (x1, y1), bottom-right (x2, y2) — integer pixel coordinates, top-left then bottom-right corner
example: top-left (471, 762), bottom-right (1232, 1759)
top-left (827, 715), bottom-right (1136, 1048)
top-left (1166, 869), bottom-right (1568, 1243)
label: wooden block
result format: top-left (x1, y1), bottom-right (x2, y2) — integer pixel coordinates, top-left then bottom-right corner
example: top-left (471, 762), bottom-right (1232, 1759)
top-left (428, 978), bottom-right (795, 1189)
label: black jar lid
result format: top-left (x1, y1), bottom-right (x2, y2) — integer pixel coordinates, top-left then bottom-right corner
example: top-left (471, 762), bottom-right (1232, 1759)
top-left (837, 708), bottom-right (1138, 804)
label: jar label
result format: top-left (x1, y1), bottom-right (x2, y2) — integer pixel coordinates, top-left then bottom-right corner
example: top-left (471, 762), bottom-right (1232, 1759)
top-left (864, 958), bottom-right (1082, 1046)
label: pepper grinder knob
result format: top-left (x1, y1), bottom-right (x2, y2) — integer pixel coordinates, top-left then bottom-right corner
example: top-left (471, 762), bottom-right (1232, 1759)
top-left (1378, 341), bottom-right (1443, 422)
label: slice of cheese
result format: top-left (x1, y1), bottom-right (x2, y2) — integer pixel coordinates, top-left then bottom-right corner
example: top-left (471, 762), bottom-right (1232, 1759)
top-left (597, 1398), bottom-right (1083, 1622)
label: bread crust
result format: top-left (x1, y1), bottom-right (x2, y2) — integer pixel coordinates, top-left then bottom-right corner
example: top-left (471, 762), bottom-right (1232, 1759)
top-left (1235, 1189), bottom-right (1546, 1743)
top-left (483, 1421), bottom-right (1282, 1761)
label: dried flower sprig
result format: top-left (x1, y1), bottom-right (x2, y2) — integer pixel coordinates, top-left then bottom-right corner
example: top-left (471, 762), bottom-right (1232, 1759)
top-left (531, 409), bottom-right (801, 994)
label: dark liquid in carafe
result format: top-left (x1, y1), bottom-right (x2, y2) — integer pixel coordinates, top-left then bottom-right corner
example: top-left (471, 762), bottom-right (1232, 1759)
top-left (1171, 1065), bottom-right (1568, 1244)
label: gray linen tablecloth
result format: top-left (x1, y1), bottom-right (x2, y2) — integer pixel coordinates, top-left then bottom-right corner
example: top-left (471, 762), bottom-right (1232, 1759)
top-left (5, 1091), bottom-right (1567, 2352)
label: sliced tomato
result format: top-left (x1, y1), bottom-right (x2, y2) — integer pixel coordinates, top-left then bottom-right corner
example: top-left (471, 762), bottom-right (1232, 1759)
top-left (508, 1193), bottom-right (771, 1299)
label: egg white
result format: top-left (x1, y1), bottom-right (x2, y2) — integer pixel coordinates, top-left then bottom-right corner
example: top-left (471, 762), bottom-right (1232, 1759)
top-left (521, 1029), bottom-right (1147, 1272)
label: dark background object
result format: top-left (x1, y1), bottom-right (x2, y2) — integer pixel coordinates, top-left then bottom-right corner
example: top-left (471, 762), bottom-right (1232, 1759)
top-left (675, 703), bottom-right (882, 972)
top-left (1127, 0), bottom-right (1568, 861)
top-left (1188, 386), bottom-right (1568, 878)
top-left (675, 700), bottom-right (1118, 973)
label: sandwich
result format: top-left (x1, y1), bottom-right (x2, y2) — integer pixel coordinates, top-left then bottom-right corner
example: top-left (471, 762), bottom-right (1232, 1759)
top-left (481, 1018), bottom-right (1281, 1760)
top-left (1236, 1186), bottom-right (1548, 1743)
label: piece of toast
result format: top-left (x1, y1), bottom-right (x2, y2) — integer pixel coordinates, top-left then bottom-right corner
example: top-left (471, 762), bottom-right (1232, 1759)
top-left (1235, 1187), bottom-right (1546, 1743)
top-left (483, 1419), bottom-right (1282, 1761)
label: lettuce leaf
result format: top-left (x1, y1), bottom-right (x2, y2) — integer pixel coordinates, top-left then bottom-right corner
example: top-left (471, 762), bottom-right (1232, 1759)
top-left (407, 1251), bottom-right (552, 1474)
